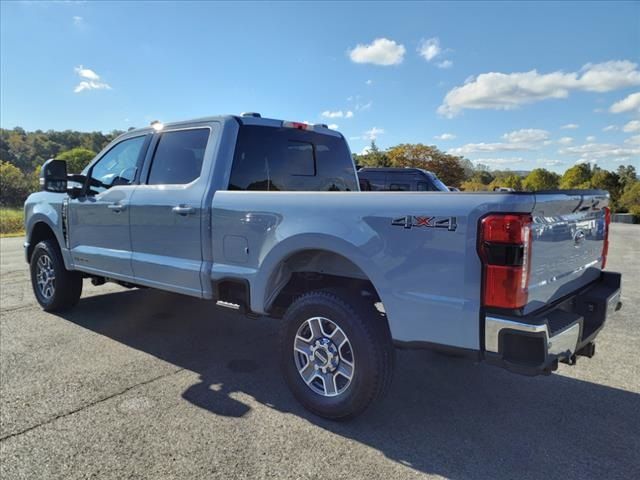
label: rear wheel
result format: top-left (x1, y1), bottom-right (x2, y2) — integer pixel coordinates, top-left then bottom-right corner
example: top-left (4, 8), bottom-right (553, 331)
top-left (280, 290), bottom-right (394, 419)
top-left (30, 240), bottom-right (82, 312)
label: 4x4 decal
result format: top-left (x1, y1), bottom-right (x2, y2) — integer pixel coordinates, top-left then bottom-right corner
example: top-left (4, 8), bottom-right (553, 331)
top-left (392, 215), bottom-right (457, 231)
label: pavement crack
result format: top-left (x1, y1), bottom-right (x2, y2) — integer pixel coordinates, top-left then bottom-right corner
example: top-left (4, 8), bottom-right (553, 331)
top-left (0, 366), bottom-right (185, 442)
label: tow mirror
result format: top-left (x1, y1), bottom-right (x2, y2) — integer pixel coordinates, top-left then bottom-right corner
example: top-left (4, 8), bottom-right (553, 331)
top-left (40, 158), bottom-right (68, 193)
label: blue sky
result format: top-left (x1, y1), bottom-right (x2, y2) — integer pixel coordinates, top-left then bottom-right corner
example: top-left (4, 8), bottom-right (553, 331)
top-left (1, 1), bottom-right (639, 172)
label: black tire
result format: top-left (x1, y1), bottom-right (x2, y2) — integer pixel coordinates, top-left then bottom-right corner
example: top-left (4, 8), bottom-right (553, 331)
top-left (280, 290), bottom-right (394, 420)
top-left (30, 240), bottom-right (82, 312)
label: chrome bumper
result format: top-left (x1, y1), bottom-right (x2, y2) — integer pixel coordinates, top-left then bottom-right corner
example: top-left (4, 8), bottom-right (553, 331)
top-left (484, 271), bottom-right (622, 376)
top-left (485, 316), bottom-right (582, 357)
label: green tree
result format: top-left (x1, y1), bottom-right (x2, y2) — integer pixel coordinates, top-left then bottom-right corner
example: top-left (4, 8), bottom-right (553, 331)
top-left (0, 160), bottom-right (31, 206)
top-left (386, 143), bottom-right (466, 186)
top-left (523, 168), bottom-right (560, 191)
top-left (57, 147), bottom-right (96, 174)
top-left (356, 140), bottom-right (390, 167)
top-left (617, 164), bottom-right (637, 191)
top-left (618, 182), bottom-right (640, 215)
top-left (490, 174), bottom-right (523, 191)
top-left (560, 163), bottom-right (592, 189)
top-left (460, 180), bottom-right (490, 191)
top-left (590, 168), bottom-right (621, 207)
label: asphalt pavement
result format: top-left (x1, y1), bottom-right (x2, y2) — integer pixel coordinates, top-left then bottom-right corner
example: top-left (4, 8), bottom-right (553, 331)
top-left (1, 224), bottom-right (639, 480)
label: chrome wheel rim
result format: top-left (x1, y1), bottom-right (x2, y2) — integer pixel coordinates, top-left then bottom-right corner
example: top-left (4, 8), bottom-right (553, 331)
top-left (293, 317), bottom-right (354, 397)
top-left (36, 254), bottom-right (56, 300)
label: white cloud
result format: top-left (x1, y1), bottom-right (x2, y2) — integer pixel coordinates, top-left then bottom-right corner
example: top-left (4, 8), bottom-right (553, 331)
top-left (625, 135), bottom-right (640, 145)
top-left (623, 119), bottom-right (640, 133)
top-left (321, 110), bottom-right (353, 119)
top-left (349, 38), bottom-right (405, 66)
top-left (472, 157), bottom-right (525, 166)
top-left (502, 128), bottom-right (549, 143)
top-left (558, 137), bottom-right (574, 145)
top-left (603, 125), bottom-right (618, 132)
top-left (73, 65), bottom-right (111, 93)
top-left (434, 133), bottom-right (456, 140)
top-left (418, 38), bottom-right (441, 61)
top-left (561, 123), bottom-right (579, 129)
top-left (586, 135), bottom-right (597, 142)
top-left (364, 127), bottom-right (384, 140)
top-left (437, 60), bottom-right (453, 69)
top-left (538, 158), bottom-right (565, 167)
top-left (609, 91), bottom-right (640, 113)
top-left (438, 60), bottom-right (640, 117)
top-left (355, 100), bottom-right (372, 111)
top-left (559, 142), bottom-right (640, 161)
top-left (365, 79), bottom-right (373, 85)
top-left (328, 124), bottom-right (339, 130)
top-left (449, 128), bottom-right (549, 155)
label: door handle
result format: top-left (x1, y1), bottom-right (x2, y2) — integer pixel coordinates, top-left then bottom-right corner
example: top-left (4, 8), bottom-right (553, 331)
top-left (172, 205), bottom-right (195, 216)
top-left (107, 202), bottom-right (127, 212)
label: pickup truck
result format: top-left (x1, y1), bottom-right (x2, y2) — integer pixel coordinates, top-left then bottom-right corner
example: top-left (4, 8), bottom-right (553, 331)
top-left (25, 113), bottom-right (622, 419)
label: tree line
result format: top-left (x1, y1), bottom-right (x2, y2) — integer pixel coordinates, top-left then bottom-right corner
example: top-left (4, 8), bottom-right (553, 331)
top-left (1, 127), bottom-right (638, 217)
top-left (353, 140), bottom-right (638, 215)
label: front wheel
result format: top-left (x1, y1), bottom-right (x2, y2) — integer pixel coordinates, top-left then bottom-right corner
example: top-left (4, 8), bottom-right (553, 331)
top-left (30, 240), bottom-right (82, 312)
top-left (280, 290), bottom-right (394, 420)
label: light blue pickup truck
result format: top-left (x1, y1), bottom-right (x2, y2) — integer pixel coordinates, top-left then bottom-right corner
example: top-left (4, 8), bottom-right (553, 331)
top-left (24, 114), bottom-right (622, 419)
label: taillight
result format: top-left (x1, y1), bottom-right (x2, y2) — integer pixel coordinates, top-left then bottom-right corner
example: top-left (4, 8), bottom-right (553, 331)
top-left (478, 213), bottom-right (533, 309)
top-left (282, 121), bottom-right (312, 130)
top-left (601, 207), bottom-right (611, 269)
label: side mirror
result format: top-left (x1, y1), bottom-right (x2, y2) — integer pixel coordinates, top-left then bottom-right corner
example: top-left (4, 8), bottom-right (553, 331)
top-left (40, 159), bottom-right (68, 193)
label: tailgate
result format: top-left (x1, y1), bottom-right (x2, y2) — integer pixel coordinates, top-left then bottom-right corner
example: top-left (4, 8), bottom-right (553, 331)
top-left (526, 190), bottom-right (609, 314)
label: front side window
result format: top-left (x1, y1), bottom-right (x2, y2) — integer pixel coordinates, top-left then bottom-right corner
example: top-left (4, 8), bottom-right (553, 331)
top-left (228, 126), bottom-right (357, 191)
top-left (147, 128), bottom-right (209, 185)
top-left (90, 135), bottom-right (147, 193)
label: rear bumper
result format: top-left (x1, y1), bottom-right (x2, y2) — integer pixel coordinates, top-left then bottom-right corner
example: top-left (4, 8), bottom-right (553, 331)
top-left (484, 271), bottom-right (622, 376)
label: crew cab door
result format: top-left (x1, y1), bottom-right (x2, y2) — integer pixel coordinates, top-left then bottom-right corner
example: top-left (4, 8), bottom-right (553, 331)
top-left (68, 134), bottom-right (150, 278)
top-left (129, 126), bottom-right (213, 297)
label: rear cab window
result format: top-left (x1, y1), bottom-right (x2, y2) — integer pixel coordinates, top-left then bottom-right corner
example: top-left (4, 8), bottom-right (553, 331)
top-left (228, 125), bottom-right (357, 191)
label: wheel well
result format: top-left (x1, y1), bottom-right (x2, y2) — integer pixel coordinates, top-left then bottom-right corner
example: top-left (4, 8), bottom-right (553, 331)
top-left (265, 250), bottom-right (382, 317)
top-left (27, 222), bottom-right (57, 262)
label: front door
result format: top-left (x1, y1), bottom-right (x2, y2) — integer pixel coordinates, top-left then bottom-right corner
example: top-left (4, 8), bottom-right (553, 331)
top-left (68, 134), bottom-right (149, 278)
top-left (129, 126), bottom-right (213, 296)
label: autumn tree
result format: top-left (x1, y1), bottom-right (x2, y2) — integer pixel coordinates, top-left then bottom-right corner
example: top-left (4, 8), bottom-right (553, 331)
top-left (386, 143), bottom-right (465, 186)
top-left (523, 168), bottom-right (560, 191)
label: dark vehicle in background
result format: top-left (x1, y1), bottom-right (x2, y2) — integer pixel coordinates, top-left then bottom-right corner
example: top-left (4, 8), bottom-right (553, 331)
top-left (357, 167), bottom-right (449, 192)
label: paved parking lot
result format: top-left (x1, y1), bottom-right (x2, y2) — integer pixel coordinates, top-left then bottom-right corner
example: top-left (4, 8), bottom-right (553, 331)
top-left (1, 224), bottom-right (639, 480)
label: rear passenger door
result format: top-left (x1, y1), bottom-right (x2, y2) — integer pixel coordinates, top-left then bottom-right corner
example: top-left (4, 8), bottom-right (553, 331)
top-left (129, 125), bottom-right (214, 296)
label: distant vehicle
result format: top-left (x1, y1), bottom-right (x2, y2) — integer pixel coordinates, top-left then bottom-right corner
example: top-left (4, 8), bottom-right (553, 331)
top-left (493, 186), bottom-right (516, 192)
top-left (24, 113), bottom-right (622, 419)
top-left (358, 167), bottom-right (449, 192)
top-left (447, 186), bottom-right (460, 192)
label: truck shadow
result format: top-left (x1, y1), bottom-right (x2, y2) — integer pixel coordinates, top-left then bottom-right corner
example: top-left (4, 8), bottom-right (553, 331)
top-left (58, 288), bottom-right (640, 479)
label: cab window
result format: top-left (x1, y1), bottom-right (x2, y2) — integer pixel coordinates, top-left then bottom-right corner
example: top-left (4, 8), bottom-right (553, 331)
top-left (89, 136), bottom-right (147, 193)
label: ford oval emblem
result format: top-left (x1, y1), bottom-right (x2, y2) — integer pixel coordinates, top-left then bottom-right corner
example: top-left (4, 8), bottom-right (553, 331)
top-left (573, 229), bottom-right (586, 247)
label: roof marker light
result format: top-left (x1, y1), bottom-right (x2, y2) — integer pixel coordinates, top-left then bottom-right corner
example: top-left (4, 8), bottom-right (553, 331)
top-left (150, 120), bottom-right (164, 131)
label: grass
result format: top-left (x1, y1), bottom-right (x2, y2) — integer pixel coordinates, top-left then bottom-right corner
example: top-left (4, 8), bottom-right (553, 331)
top-left (0, 207), bottom-right (24, 236)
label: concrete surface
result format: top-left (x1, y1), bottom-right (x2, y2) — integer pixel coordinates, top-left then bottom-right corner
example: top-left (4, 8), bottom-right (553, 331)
top-left (1, 225), bottom-right (639, 480)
